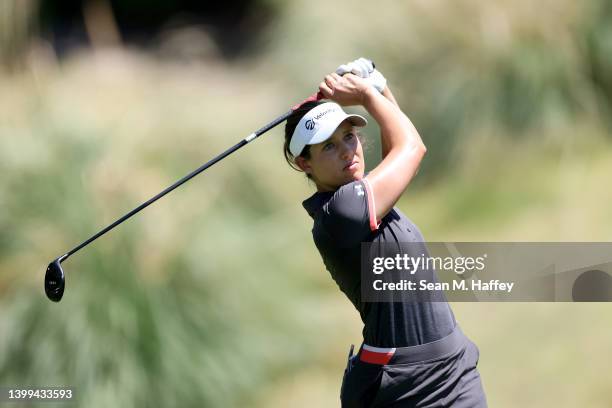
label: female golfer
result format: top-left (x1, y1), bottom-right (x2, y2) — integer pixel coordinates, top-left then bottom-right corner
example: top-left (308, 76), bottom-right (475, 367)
top-left (283, 59), bottom-right (487, 407)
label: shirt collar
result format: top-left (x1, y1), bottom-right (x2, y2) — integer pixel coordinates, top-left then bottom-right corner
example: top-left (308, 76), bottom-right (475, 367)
top-left (302, 191), bottom-right (334, 218)
top-left (301, 174), bottom-right (371, 218)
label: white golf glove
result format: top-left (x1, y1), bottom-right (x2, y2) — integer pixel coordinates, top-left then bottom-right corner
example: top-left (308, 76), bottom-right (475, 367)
top-left (336, 57), bottom-right (387, 93)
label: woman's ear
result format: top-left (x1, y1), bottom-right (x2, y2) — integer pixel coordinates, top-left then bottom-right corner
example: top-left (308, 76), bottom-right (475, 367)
top-left (294, 156), bottom-right (311, 175)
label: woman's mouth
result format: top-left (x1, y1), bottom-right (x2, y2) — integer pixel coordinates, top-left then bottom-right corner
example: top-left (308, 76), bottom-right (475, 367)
top-left (344, 160), bottom-right (359, 171)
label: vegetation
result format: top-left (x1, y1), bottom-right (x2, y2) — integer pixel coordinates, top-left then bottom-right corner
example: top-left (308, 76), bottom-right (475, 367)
top-left (1, 0), bottom-right (611, 406)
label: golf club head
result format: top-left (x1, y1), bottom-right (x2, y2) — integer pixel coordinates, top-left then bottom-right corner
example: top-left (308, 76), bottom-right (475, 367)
top-left (45, 259), bottom-right (65, 302)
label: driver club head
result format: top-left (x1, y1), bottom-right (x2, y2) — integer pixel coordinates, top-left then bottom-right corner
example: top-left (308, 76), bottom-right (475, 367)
top-left (45, 259), bottom-right (65, 302)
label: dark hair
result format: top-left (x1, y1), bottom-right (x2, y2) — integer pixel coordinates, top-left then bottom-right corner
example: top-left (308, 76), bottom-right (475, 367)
top-left (283, 100), bottom-right (325, 177)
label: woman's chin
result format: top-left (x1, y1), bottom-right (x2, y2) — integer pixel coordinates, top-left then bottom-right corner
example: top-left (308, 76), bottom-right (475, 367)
top-left (341, 173), bottom-right (363, 185)
top-left (347, 168), bottom-right (365, 181)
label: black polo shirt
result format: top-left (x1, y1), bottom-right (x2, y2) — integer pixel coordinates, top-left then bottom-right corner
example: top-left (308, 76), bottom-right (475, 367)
top-left (303, 179), bottom-right (456, 347)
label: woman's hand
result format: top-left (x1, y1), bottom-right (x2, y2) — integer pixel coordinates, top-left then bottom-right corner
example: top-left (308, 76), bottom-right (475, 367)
top-left (336, 58), bottom-right (387, 93)
top-left (318, 73), bottom-right (373, 106)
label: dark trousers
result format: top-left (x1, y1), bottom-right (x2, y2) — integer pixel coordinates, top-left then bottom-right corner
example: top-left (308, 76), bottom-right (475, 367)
top-left (340, 325), bottom-right (488, 408)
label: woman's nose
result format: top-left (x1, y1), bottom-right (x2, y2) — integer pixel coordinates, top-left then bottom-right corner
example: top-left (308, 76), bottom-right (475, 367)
top-left (339, 142), bottom-right (353, 160)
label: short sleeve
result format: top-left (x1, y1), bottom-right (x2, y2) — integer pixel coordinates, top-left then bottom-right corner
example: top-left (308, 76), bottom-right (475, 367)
top-left (320, 179), bottom-right (379, 247)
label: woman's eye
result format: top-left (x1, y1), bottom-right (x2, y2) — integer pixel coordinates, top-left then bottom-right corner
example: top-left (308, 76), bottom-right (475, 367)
top-left (323, 143), bottom-right (334, 151)
top-left (344, 133), bottom-right (354, 141)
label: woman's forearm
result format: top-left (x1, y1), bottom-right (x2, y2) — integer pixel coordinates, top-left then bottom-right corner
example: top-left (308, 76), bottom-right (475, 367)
top-left (362, 87), bottom-right (425, 159)
top-left (382, 86), bottom-right (399, 108)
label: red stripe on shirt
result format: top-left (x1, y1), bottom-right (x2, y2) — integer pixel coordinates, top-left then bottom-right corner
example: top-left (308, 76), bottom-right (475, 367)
top-left (362, 179), bottom-right (379, 231)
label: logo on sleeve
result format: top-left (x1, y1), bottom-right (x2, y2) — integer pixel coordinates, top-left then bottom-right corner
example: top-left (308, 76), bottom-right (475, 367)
top-left (354, 184), bottom-right (364, 196)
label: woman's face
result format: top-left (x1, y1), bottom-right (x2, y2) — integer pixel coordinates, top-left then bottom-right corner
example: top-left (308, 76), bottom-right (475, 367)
top-left (298, 120), bottom-right (365, 191)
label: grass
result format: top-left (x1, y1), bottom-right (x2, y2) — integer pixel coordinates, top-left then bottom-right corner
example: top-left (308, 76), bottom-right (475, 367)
top-left (2, 0), bottom-right (612, 406)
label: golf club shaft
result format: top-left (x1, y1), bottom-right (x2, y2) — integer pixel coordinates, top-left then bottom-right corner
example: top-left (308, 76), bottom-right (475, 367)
top-left (62, 92), bottom-right (323, 261)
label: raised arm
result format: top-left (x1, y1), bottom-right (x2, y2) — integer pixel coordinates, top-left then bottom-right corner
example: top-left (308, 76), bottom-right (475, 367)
top-left (319, 73), bottom-right (426, 221)
top-left (362, 86), bottom-right (426, 220)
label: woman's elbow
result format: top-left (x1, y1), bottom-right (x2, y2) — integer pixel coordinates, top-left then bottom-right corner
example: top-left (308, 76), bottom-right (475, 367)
top-left (411, 141), bottom-right (427, 160)
top-left (394, 134), bottom-right (426, 160)
top-left (419, 142), bottom-right (427, 156)
top-left (406, 129), bottom-right (426, 157)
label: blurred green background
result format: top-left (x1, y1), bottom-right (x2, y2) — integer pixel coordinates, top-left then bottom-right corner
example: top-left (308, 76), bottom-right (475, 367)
top-left (1, 0), bottom-right (612, 406)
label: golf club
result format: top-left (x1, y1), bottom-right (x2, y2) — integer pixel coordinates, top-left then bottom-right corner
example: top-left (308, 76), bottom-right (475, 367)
top-left (45, 91), bottom-right (324, 302)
